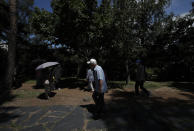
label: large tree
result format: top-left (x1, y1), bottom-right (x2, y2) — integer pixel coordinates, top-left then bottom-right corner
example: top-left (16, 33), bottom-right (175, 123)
top-left (6, 0), bottom-right (17, 88)
top-left (5, 0), bottom-right (35, 87)
top-left (31, 0), bottom-right (189, 81)
top-left (110, 0), bottom-right (170, 83)
top-left (31, 0), bottom-right (100, 76)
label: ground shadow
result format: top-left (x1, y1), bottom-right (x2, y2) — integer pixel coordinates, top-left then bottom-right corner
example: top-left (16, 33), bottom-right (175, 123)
top-left (179, 93), bottom-right (194, 100)
top-left (81, 104), bottom-right (96, 114)
top-left (168, 82), bottom-right (194, 93)
top-left (0, 82), bottom-right (17, 106)
top-left (32, 85), bottom-right (44, 89)
top-left (0, 90), bottom-right (16, 105)
top-left (81, 89), bottom-right (194, 131)
top-left (107, 81), bottom-right (126, 89)
top-left (33, 78), bottom-right (130, 91)
top-left (37, 92), bottom-right (56, 100)
top-left (0, 107), bottom-right (20, 124)
top-left (33, 77), bottom-right (88, 91)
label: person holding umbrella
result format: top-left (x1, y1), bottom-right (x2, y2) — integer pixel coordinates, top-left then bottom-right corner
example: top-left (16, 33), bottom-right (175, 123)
top-left (35, 62), bottom-right (59, 99)
top-left (52, 65), bottom-right (62, 90)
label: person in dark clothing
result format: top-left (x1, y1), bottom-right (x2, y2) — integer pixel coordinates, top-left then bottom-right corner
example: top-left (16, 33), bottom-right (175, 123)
top-left (36, 70), bottom-right (42, 88)
top-left (53, 65), bottom-right (62, 90)
top-left (42, 68), bottom-right (52, 99)
top-left (92, 91), bottom-right (105, 115)
top-left (135, 60), bottom-right (150, 96)
top-left (48, 67), bottom-right (56, 90)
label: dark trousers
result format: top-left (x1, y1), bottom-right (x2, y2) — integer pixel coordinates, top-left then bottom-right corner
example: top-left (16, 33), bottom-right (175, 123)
top-left (135, 81), bottom-right (149, 95)
top-left (92, 91), bottom-right (104, 113)
top-left (55, 79), bottom-right (61, 89)
top-left (45, 84), bottom-right (51, 98)
top-left (50, 82), bottom-right (56, 90)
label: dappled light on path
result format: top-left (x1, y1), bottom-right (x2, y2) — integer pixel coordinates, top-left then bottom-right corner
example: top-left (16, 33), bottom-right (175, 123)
top-left (1, 81), bottom-right (194, 130)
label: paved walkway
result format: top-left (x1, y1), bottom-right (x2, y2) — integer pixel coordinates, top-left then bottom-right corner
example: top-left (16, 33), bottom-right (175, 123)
top-left (0, 105), bottom-right (108, 131)
top-left (1, 103), bottom-right (194, 131)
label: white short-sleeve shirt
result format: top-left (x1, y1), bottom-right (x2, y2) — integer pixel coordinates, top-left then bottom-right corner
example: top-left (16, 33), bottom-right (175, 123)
top-left (86, 69), bottom-right (94, 82)
top-left (93, 65), bottom-right (107, 93)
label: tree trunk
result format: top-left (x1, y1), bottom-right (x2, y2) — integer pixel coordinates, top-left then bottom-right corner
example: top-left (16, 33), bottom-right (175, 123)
top-left (77, 63), bottom-right (83, 78)
top-left (125, 59), bottom-right (130, 84)
top-left (6, 0), bottom-right (17, 88)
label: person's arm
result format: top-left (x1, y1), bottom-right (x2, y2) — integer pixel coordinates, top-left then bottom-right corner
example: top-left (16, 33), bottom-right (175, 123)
top-left (97, 69), bottom-right (103, 93)
top-left (99, 79), bottom-right (103, 93)
top-left (86, 71), bottom-right (89, 81)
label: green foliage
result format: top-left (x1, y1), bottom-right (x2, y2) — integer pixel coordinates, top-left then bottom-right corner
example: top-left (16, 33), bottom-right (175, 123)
top-left (8, 0), bottom-right (194, 81)
top-left (107, 80), bottom-right (171, 89)
top-left (0, 0), bottom-right (9, 40)
top-left (14, 89), bottom-right (42, 98)
top-left (29, 0), bottom-right (172, 80)
top-left (30, 7), bottom-right (55, 43)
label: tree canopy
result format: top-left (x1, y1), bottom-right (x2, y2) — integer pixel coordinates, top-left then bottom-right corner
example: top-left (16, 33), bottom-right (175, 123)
top-left (1, 0), bottom-right (194, 85)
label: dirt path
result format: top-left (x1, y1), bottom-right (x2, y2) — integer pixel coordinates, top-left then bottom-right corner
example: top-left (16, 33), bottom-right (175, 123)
top-left (3, 83), bottom-right (194, 107)
top-left (2, 83), bottom-right (194, 131)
